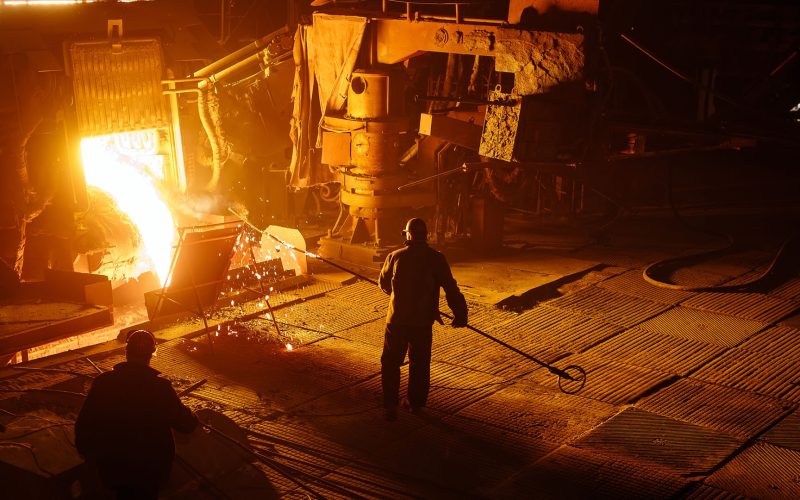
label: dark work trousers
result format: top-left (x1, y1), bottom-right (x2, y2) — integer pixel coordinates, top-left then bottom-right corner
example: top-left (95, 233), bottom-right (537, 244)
top-left (381, 323), bottom-right (433, 409)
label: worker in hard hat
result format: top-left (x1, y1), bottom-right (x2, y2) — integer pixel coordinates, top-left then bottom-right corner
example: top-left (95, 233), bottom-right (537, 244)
top-left (75, 329), bottom-right (198, 499)
top-left (379, 218), bottom-right (468, 421)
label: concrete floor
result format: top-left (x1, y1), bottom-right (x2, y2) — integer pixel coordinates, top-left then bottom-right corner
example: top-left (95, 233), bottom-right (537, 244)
top-left (1, 210), bottom-right (799, 499)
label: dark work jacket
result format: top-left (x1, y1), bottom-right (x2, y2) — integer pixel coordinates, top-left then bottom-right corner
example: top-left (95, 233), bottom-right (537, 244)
top-left (75, 362), bottom-right (198, 488)
top-left (379, 240), bottom-right (467, 327)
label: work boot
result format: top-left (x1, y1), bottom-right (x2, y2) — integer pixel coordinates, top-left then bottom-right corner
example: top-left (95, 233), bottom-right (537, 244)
top-left (402, 398), bottom-right (424, 415)
top-left (384, 406), bottom-right (398, 422)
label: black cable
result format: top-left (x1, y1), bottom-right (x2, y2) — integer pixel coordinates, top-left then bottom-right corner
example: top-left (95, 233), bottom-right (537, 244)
top-left (251, 443), bottom-right (418, 499)
top-left (202, 424), bottom-right (326, 499)
top-left (173, 455), bottom-right (234, 500)
top-left (643, 161), bottom-right (797, 291)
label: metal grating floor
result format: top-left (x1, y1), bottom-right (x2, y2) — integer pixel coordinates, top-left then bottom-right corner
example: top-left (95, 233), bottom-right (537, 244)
top-left (704, 443), bottom-right (800, 499)
top-left (574, 408), bottom-right (742, 475)
top-left (455, 379), bottom-right (619, 444)
top-left (432, 332), bottom-right (555, 378)
top-left (637, 307), bottom-right (766, 347)
top-left (666, 267), bottom-right (731, 288)
top-left (637, 378), bottom-right (791, 439)
top-left (274, 295), bottom-right (384, 334)
top-left (691, 348), bottom-right (800, 403)
top-left (494, 444), bottom-right (687, 500)
top-left (544, 287), bottom-right (672, 327)
top-left (333, 318), bottom-right (386, 349)
top-left (586, 327), bottom-right (725, 376)
top-left (494, 306), bottom-right (624, 356)
top-left (682, 291), bottom-right (799, 323)
top-left (325, 281), bottom-right (388, 312)
top-left (769, 277), bottom-right (800, 301)
top-left (598, 270), bottom-right (695, 304)
top-left (737, 325), bottom-right (800, 359)
top-left (373, 414), bottom-right (554, 496)
top-left (526, 351), bottom-right (675, 405)
top-left (761, 410), bottom-right (800, 452)
top-left (681, 483), bottom-right (749, 499)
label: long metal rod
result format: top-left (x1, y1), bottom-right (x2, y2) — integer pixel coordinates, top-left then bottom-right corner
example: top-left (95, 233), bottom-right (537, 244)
top-left (228, 209), bottom-right (574, 379)
top-left (619, 33), bottom-right (741, 108)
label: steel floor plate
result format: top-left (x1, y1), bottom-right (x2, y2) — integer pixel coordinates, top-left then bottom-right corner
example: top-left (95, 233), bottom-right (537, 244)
top-left (526, 352), bottom-right (675, 405)
top-left (324, 280), bottom-right (388, 309)
top-left (432, 327), bottom-right (562, 378)
top-left (544, 287), bottom-right (671, 327)
top-left (574, 408), bottom-right (742, 475)
top-left (455, 379), bottom-right (619, 444)
top-left (494, 444), bottom-right (687, 500)
top-left (637, 307), bottom-right (766, 347)
top-left (690, 348), bottom-right (800, 403)
top-left (637, 378), bottom-right (791, 439)
top-left (680, 483), bottom-right (749, 499)
top-left (682, 291), bottom-right (799, 323)
top-left (769, 277), bottom-right (800, 301)
top-left (760, 410), bottom-right (800, 451)
top-left (598, 270), bottom-right (695, 304)
top-left (371, 415), bottom-right (549, 496)
top-left (333, 318), bottom-right (386, 348)
top-left (273, 295), bottom-right (384, 334)
top-left (704, 443), bottom-right (800, 499)
top-left (666, 267), bottom-right (731, 288)
top-left (494, 306), bottom-right (624, 355)
top-left (737, 325), bottom-right (800, 359)
top-left (586, 327), bottom-right (725, 376)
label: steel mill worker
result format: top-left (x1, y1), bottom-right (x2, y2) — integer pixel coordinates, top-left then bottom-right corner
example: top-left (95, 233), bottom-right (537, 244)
top-left (379, 218), bottom-right (468, 421)
top-left (75, 329), bottom-right (198, 499)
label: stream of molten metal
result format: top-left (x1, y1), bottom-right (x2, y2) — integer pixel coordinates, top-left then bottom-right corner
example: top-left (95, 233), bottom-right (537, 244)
top-left (80, 129), bottom-right (176, 285)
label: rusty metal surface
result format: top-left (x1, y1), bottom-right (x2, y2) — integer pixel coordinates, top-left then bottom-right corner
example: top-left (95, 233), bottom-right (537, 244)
top-left (586, 327), bottom-right (725, 376)
top-left (494, 306), bottom-right (623, 355)
top-left (738, 325), bottom-right (800, 359)
top-left (527, 352), bottom-right (674, 405)
top-left (705, 443), bottom-right (800, 499)
top-left (496, 444), bottom-right (687, 499)
top-left (455, 379), bottom-right (618, 443)
top-left (691, 348), bottom-right (800, 403)
top-left (544, 287), bottom-right (671, 327)
top-left (575, 408), bottom-right (742, 475)
top-left (637, 378), bottom-right (791, 439)
top-left (761, 410), bottom-right (800, 451)
top-left (637, 307), bottom-right (766, 347)
top-left (598, 270), bottom-right (695, 304)
top-left (682, 291), bottom-right (799, 323)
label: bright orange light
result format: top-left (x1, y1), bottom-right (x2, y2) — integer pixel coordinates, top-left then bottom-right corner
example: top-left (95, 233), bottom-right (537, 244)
top-left (81, 130), bottom-right (175, 285)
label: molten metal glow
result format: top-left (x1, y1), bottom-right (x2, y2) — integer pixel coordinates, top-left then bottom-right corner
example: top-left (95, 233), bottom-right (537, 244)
top-left (286, 343), bottom-right (294, 351)
top-left (81, 130), bottom-right (175, 284)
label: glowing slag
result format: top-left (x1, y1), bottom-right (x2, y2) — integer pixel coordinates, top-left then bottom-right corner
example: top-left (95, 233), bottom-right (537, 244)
top-left (81, 131), bottom-right (175, 285)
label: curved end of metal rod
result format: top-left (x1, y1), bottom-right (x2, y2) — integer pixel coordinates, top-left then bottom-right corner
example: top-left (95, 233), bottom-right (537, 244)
top-left (557, 365), bottom-right (587, 395)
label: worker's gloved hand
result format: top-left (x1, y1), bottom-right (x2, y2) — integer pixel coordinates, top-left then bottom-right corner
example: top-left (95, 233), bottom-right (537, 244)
top-left (451, 316), bottom-right (468, 328)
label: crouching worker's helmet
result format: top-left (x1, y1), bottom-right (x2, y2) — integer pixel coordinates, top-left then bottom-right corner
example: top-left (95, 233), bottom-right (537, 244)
top-left (126, 329), bottom-right (156, 360)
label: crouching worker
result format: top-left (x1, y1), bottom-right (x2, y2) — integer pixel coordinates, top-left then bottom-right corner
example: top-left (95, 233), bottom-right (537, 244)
top-left (75, 329), bottom-right (198, 499)
top-left (379, 218), bottom-right (468, 421)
